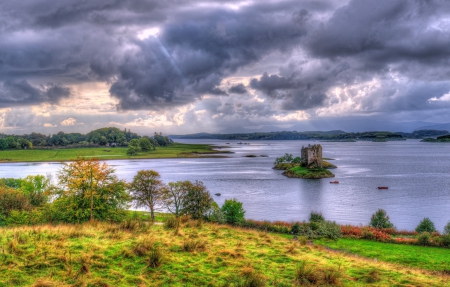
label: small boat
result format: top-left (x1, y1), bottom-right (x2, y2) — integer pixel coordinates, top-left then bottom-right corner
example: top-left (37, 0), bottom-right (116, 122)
top-left (215, 193), bottom-right (221, 196)
top-left (330, 180), bottom-right (339, 184)
top-left (378, 186), bottom-right (388, 190)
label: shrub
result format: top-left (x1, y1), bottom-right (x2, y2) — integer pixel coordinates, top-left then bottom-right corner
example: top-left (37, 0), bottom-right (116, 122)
top-left (415, 217), bottom-right (436, 233)
top-left (273, 153), bottom-right (294, 165)
top-left (0, 186), bottom-right (30, 217)
top-left (417, 232), bottom-right (431, 246)
top-left (369, 209), bottom-right (394, 229)
top-left (207, 202), bottom-right (226, 223)
top-left (222, 198), bottom-right (245, 225)
top-left (291, 222), bottom-right (300, 234)
top-left (440, 235), bottom-right (450, 247)
top-left (444, 221), bottom-right (450, 235)
top-left (309, 212), bottom-right (325, 222)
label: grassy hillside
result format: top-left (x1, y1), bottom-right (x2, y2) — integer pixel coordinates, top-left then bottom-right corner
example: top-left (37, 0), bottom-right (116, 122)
top-left (1, 221), bottom-right (449, 286)
top-left (0, 143), bottom-right (229, 163)
top-left (315, 238), bottom-right (450, 272)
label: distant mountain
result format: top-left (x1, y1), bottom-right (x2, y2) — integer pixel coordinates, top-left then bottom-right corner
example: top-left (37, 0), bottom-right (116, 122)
top-left (417, 123), bottom-right (450, 131)
top-left (215, 120), bottom-right (443, 134)
top-left (218, 125), bottom-right (290, 134)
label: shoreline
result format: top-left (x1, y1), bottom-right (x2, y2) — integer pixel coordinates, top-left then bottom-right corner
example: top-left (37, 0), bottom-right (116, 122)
top-left (0, 143), bottom-right (232, 164)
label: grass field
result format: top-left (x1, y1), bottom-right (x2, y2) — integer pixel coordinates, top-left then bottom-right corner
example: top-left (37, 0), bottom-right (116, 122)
top-left (315, 238), bottom-right (450, 272)
top-left (0, 143), bottom-right (230, 163)
top-left (1, 221), bottom-right (449, 286)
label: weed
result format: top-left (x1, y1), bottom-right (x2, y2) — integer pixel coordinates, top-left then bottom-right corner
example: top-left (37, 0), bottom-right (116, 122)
top-left (147, 247), bottom-right (163, 268)
top-left (322, 268), bottom-right (342, 285)
top-left (164, 216), bottom-right (177, 229)
top-left (294, 261), bottom-right (320, 285)
top-left (182, 238), bottom-right (206, 252)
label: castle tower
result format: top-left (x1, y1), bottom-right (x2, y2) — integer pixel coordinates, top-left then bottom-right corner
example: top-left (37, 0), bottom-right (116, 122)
top-left (301, 144), bottom-right (323, 168)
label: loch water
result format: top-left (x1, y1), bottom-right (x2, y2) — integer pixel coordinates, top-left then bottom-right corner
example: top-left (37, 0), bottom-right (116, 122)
top-left (1, 139), bottom-right (450, 231)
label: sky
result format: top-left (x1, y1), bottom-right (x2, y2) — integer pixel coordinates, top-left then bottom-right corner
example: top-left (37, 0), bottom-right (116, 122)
top-left (1, 0), bottom-right (450, 135)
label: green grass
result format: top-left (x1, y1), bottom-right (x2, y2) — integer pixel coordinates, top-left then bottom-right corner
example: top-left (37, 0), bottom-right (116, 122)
top-left (315, 238), bottom-right (450, 272)
top-left (1, 222), bottom-right (449, 286)
top-left (285, 166), bottom-right (335, 179)
top-left (0, 143), bottom-right (230, 162)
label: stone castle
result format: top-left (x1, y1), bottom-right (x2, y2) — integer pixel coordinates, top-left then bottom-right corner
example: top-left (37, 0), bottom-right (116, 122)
top-left (301, 144), bottom-right (323, 168)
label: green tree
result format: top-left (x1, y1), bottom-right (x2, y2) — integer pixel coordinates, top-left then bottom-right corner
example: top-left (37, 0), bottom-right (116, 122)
top-left (139, 137), bottom-right (153, 151)
top-left (57, 157), bottom-right (129, 222)
top-left (369, 209), bottom-right (394, 229)
top-left (443, 221), bottom-right (450, 235)
top-left (126, 146), bottom-right (139, 156)
top-left (129, 170), bottom-right (164, 222)
top-left (161, 181), bottom-right (190, 218)
top-left (415, 217), bottom-right (436, 233)
top-left (20, 175), bottom-right (51, 207)
top-left (182, 180), bottom-right (213, 220)
top-left (221, 198), bottom-right (245, 224)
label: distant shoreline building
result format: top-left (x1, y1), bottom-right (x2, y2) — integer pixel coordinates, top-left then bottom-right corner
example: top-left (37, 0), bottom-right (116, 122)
top-left (301, 144), bottom-right (323, 168)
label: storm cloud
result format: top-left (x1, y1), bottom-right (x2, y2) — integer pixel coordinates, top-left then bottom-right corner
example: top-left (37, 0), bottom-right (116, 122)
top-left (1, 0), bottom-right (450, 133)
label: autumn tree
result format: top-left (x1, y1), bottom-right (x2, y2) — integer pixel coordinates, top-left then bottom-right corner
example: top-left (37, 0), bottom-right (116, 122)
top-left (129, 170), bottom-right (164, 222)
top-left (57, 157), bottom-right (129, 222)
top-left (161, 181), bottom-right (189, 218)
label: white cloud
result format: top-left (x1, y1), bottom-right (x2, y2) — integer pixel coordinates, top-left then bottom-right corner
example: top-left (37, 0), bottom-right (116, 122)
top-left (43, 123), bottom-right (57, 127)
top-left (428, 92), bottom-right (450, 102)
top-left (60, 117), bottom-right (77, 126)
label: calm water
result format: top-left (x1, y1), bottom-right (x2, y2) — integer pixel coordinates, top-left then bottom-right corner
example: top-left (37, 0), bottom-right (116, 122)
top-left (1, 139), bottom-right (450, 231)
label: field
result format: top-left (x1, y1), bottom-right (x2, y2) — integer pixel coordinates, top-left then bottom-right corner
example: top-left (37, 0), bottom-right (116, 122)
top-left (0, 143), bottom-right (230, 163)
top-left (1, 220), bottom-right (449, 286)
top-left (315, 238), bottom-right (450, 272)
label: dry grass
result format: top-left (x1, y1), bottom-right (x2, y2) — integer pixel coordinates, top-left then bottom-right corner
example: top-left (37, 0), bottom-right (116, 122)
top-left (0, 221), bottom-right (449, 286)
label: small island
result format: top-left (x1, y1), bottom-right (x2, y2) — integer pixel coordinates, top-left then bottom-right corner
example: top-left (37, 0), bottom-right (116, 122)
top-left (274, 144), bottom-right (336, 179)
top-left (421, 134), bottom-right (450, 142)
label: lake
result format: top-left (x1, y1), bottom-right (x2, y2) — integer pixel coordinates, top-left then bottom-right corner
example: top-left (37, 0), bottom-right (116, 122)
top-left (1, 139), bottom-right (450, 231)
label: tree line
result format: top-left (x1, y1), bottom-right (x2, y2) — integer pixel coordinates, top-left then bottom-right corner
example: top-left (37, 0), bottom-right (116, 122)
top-left (0, 127), bottom-right (172, 150)
top-left (0, 158), bottom-right (244, 227)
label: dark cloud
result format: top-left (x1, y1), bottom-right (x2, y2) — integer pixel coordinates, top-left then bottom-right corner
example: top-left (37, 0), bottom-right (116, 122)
top-left (1, 0), bottom-right (450, 131)
top-left (228, 83), bottom-right (247, 94)
top-left (0, 80), bottom-right (72, 107)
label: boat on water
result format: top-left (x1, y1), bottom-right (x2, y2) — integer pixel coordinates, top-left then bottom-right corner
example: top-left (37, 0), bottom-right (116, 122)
top-left (378, 186), bottom-right (388, 189)
top-left (330, 180), bottom-right (339, 184)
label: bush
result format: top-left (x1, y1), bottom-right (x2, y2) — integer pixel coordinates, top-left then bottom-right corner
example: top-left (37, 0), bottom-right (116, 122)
top-left (417, 232), bottom-right (431, 246)
top-left (0, 186), bottom-right (30, 217)
top-left (207, 202), bottom-right (226, 223)
top-left (273, 153), bottom-right (294, 165)
top-left (297, 221), bottom-right (342, 240)
top-left (222, 198), bottom-right (245, 225)
top-left (444, 221), bottom-right (450, 235)
top-left (416, 217), bottom-right (436, 233)
top-left (440, 235), bottom-right (450, 247)
top-left (309, 212), bottom-right (325, 222)
top-left (370, 209), bottom-right (394, 229)
top-left (291, 222), bottom-right (300, 234)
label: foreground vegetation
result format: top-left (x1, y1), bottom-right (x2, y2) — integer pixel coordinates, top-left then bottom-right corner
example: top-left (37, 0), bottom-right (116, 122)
top-left (2, 220), bottom-right (450, 287)
top-left (0, 143), bottom-right (227, 162)
top-left (315, 237), bottom-right (450, 272)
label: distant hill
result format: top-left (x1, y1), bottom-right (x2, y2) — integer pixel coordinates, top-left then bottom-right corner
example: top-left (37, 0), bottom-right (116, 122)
top-left (170, 130), bottom-right (449, 141)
